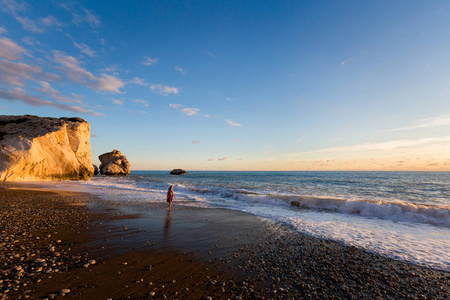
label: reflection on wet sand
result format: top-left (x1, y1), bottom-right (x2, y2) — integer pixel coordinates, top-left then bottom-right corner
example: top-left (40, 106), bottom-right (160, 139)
top-left (164, 210), bottom-right (172, 240)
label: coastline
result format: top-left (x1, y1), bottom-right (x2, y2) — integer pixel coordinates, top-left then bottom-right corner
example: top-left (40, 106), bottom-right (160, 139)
top-left (1, 183), bottom-right (448, 299)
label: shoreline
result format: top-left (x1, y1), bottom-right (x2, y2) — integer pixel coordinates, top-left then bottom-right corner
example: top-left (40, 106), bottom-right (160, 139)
top-left (1, 183), bottom-right (449, 299)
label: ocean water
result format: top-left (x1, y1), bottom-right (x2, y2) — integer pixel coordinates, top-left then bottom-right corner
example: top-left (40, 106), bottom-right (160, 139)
top-left (46, 171), bottom-right (449, 271)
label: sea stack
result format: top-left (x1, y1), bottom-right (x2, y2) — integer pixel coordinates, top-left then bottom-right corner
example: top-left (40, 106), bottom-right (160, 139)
top-left (98, 149), bottom-right (130, 175)
top-left (170, 169), bottom-right (187, 175)
top-left (0, 115), bottom-right (94, 181)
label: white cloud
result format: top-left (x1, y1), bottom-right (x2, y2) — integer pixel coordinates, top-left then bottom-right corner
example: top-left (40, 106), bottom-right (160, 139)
top-left (0, 36), bottom-right (28, 60)
top-left (74, 42), bottom-right (96, 57)
top-left (52, 51), bottom-right (124, 93)
top-left (142, 56), bottom-right (159, 66)
top-left (131, 77), bottom-right (180, 96)
top-left (225, 119), bottom-right (242, 127)
top-left (149, 83), bottom-right (179, 95)
top-left (0, 86), bottom-right (102, 115)
top-left (204, 114), bottom-right (211, 118)
top-left (383, 115), bottom-right (450, 132)
top-left (112, 99), bottom-right (124, 105)
top-left (226, 97), bottom-right (233, 101)
top-left (133, 99), bottom-right (149, 107)
top-left (169, 103), bottom-right (198, 116)
top-left (175, 66), bottom-right (187, 75)
top-left (169, 103), bottom-right (182, 109)
top-left (181, 107), bottom-right (199, 116)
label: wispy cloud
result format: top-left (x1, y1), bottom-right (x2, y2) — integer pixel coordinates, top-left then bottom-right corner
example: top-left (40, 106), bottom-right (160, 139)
top-left (60, 4), bottom-right (101, 28)
top-left (204, 51), bottom-right (215, 58)
top-left (182, 107), bottom-right (199, 116)
top-left (0, 59), bottom-right (59, 87)
top-left (21, 36), bottom-right (38, 46)
top-left (169, 103), bottom-right (182, 109)
top-left (0, 27), bottom-right (7, 34)
top-left (3, 2), bottom-right (63, 34)
top-left (133, 99), bottom-right (149, 107)
top-left (149, 83), bottom-right (179, 95)
top-left (0, 36), bottom-right (28, 60)
top-left (225, 119), bottom-right (242, 127)
top-left (130, 77), bottom-right (146, 86)
top-left (142, 56), bottom-right (159, 66)
top-left (383, 115), bottom-right (450, 132)
top-left (131, 77), bottom-right (179, 96)
top-left (36, 81), bottom-right (82, 103)
top-left (301, 136), bottom-right (450, 154)
top-left (2, 0), bottom-right (63, 33)
top-left (169, 103), bottom-right (199, 116)
top-left (52, 50), bottom-right (124, 93)
top-left (225, 97), bottom-right (233, 101)
top-left (218, 157), bottom-right (229, 161)
top-left (0, 86), bottom-right (102, 115)
top-left (112, 99), bottom-right (124, 105)
top-left (207, 159), bottom-right (214, 161)
top-left (74, 42), bottom-right (96, 57)
top-left (1, 0), bottom-right (29, 15)
top-left (101, 64), bottom-right (119, 73)
top-left (175, 66), bottom-right (187, 75)
top-left (192, 141), bottom-right (201, 144)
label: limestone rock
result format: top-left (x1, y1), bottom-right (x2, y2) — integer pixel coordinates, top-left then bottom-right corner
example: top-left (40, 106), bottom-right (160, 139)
top-left (170, 169), bottom-right (187, 175)
top-left (0, 115), bottom-right (94, 181)
top-left (98, 149), bottom-right (130, 175)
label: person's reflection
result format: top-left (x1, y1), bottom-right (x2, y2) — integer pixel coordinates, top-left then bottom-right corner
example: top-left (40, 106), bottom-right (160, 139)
top-left (163, 210), bottom-right (172, 241)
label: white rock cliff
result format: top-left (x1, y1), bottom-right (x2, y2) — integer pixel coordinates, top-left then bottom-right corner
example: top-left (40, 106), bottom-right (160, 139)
top-left (0, 115), bottom-right (94, 181)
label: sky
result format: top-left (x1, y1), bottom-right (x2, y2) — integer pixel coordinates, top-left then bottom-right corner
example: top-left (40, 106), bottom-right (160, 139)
top-left (1, 0), bottom-right (450, 171)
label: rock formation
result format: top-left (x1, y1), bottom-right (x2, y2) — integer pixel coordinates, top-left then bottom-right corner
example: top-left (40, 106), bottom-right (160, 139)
top-left (93, 164), bottom-right (99, 175)
top-left (170, 169), bottom-right (187, 175)
top-left (0, 115), bottom-right (94, 181)
top-left (98, 149), bottom-right (130, 175)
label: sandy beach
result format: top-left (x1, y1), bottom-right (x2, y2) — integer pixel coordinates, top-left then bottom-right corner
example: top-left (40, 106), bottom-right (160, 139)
top-left (0, 184), bottom-right (449, 300)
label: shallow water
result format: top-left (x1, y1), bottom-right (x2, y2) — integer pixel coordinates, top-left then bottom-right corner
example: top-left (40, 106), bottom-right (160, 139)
top-left (39, 171), bottom-right (450, 271)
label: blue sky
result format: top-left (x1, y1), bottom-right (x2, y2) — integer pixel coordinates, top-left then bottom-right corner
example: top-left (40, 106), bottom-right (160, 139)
top-left (1, 0), bottom-right (450, 171)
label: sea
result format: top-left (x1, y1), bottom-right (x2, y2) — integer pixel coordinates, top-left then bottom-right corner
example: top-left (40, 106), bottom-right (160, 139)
top-left (42, 171), bottom-right (450, 272)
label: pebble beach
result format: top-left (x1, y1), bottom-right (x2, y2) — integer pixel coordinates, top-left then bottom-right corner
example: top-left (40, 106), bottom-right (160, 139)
top-left (0, 184), bottom-right (449, 299)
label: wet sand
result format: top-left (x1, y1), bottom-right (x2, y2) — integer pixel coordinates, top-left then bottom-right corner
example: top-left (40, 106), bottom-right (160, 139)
top-left (0, 184), bottom-right (449, 299)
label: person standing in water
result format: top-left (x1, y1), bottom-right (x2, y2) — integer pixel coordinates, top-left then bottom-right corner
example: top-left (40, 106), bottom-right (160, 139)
top-left (167, 185), bottom-right (176, 211)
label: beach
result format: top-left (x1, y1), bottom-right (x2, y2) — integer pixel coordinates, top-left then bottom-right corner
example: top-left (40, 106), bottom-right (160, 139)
top-left (0, 183), bottom-right (449, 299)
